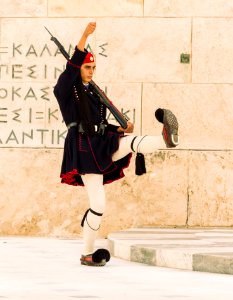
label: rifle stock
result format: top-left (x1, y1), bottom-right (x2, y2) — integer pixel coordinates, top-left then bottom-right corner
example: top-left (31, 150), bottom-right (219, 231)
top-left (89, 81), bottom-right (128, 128)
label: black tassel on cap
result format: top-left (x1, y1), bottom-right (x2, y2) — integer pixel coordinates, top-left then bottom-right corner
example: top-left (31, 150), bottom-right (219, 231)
top-left (135, 152), bottom-right (146, 175)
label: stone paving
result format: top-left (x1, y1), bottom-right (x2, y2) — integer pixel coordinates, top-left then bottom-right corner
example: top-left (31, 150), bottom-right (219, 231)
top-left (108, 228), bottom-right (233, 275)
top-left (0, 234), bottom-right (233, 299)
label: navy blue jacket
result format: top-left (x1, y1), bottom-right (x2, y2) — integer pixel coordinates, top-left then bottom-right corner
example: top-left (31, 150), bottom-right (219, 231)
top-left (53, 47), bottom-right (131, 186)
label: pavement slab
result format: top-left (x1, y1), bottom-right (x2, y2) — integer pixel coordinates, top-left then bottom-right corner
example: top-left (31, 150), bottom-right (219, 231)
top-left (0, 236), bottom-right (233, 299)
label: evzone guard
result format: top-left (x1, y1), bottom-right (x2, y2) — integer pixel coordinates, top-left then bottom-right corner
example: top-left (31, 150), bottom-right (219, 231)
top-left (53, 22), bottom-right (179, 266)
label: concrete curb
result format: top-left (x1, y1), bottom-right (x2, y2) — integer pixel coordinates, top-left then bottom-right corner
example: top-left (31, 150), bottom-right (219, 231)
top-left (108, 228), bottom-right (233, 275)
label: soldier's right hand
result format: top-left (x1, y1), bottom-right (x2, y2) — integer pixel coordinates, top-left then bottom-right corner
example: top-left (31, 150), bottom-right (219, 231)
top-left (83, 22), bottom-right (96, 37)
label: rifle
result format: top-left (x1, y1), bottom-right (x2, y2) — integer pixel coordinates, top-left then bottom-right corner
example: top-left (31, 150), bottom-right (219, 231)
top-left (45, 27), bottom-right (128, 129)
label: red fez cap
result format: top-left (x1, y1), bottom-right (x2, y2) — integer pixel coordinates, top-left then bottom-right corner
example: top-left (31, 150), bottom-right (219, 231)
top-left (82, 52), bottom-right (95, 65)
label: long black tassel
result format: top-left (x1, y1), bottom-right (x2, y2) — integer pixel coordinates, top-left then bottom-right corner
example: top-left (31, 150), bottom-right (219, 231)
top-left (135, 153), bottom-right (146, 175)
top-left (133, 135), bottom-right (147, 176)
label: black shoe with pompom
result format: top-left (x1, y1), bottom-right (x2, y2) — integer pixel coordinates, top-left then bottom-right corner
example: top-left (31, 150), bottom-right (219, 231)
top-left (155, 108), bottom-right (179, 148)
top-left (80, 249), bottom-right (111, 267)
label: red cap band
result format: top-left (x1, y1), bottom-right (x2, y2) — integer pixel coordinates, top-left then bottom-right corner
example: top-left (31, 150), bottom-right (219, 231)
top-left (82, 52), bottom-right (95, 65)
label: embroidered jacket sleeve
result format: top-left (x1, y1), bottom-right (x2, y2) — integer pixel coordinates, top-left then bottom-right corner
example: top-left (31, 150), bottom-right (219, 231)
top-left (53, 47), bottom-right (87, 112)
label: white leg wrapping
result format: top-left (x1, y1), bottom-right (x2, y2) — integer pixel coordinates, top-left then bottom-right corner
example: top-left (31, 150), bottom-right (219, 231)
top-left (80, 135), bottom-right (165, 254)
top-left (81, 174), bottom-right (105, 255)
top-left (112, 135), bottom-right (165, 161)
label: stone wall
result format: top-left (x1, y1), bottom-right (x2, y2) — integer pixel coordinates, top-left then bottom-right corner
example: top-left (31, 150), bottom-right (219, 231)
top-left (0, 0), bottom-right (233, 237)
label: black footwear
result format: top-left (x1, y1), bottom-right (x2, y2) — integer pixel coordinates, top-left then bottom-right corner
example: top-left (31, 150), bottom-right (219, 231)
top-left (80, 254), bottom-right (106, 266)
top-left (80, 249), bottom-right (110, 267)
top-left (155, 108), bottom-right (179, 148)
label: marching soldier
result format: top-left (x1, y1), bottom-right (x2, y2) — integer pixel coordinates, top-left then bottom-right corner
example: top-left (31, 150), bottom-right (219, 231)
top-left (54, 22), bottom-right (179, 266)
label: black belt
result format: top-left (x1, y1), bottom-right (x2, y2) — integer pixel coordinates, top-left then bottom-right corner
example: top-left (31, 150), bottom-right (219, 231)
top-left (67, 122), bottom-right (107, 135)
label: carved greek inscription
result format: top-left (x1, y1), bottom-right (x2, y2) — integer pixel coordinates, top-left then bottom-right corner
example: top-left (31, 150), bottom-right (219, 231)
top-left (0, 129), bottom-right (67, 145)
top-left (0, 42), bottom-right (135, 147)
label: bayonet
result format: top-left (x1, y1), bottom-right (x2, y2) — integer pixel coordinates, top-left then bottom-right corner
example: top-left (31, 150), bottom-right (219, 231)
top-left (44, 26), bottom-right (70, 60)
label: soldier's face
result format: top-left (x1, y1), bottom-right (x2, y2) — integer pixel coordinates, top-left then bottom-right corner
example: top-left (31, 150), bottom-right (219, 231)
top-left (80, 63), bottom-right (96, 84)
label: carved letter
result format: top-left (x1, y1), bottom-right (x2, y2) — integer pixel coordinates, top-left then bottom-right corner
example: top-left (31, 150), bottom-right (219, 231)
top-left (12, 64), bottom-right (23, 79)
top-left (24, 87), bottom-right (37, 101)
top-left (22, 130), bottom-right (33, 144)
top-left (0, 88), bottom-right (8, 99)
top-left (6, 130), bottom-right (19, 144)
top-left (48, 108), bottom-right (58, 122)
top-left (41, 87), bottom-right (50, 101)
top-left (40, 44), bottom-right (52, 57)
top-left (13, 43), bottom-right (22, 57)
top-left (54, 66), bottom-right (65, 79)
top-left (99, 43), bottom-right (108, 57)
top-left (26, 45), bottom-right (38, 57)
top-left (12, 108), bottom-right (21, 122)
top-left (27, 65), bottom-right (37, 79)
top-left (0, 108), bottom-right (7, 123)
top-left (57, 130), bottom-right (67, 144)
top-left (37, 129), bottom-right (49, 144)
top-left (12, 86), bottom-right (21, 101)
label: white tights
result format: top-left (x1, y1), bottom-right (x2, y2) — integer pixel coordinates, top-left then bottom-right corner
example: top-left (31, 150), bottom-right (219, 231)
top-left (81, 134), bottom-right (165, 255)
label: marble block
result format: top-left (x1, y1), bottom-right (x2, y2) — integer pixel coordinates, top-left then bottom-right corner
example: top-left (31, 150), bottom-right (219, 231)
top-left (96, 18), bottom-right (191, 83)
top-left (188, 151), bottom-right (233, 227)
top-left (111, 242), bottom-right (132, 261)
top-left (193, 18), bottom-right (233, 83)
top-left (48, 0), bottom-right (143, 17)
top-left (131, 245), bottom-right (157, 266)
top-left (104, 150), bottom-right (188, 232)
top-left (0, 0), bottom-right (47, 17)
top-left (156, 248), bottom-right (193, 270)
top-left (193, 253), bottom-right (233, 275)
top-left (142, 83), bottom-right (233, 149)
top-left (144, 0), bottom-right (233, 17)
top-left (0, 148), bottom-right (88, 236)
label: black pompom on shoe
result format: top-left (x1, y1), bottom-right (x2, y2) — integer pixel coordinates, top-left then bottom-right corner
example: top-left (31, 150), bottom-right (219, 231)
top-left (92, 249), bottom-right (110, 263)
top-left (155, 108), bottom-right (179, 148)
top-left (155, 108), bottom-right (164, 124)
